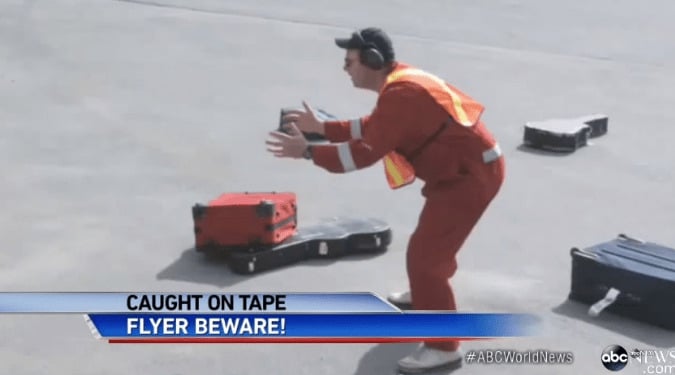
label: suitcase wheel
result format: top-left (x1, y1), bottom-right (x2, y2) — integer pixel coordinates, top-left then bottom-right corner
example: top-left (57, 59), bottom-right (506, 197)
top-left (570, 247), bottom-right (598, 259)
top-left (617, 233), bottom-right (645, 244)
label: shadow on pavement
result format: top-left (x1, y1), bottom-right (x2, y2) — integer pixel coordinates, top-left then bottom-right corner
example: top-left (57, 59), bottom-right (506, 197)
top-left (353, 343), bottom-right (464, 375)
top-left (156, 248), bottom-right (247, 288)
top-left (552, 299), bottom-right (675, 348)
top-left (516, 144), bottom-right (579, 157)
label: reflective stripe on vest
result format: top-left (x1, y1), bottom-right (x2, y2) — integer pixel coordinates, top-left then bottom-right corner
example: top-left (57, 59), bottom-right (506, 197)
top-left (385, 68), bottom-right (484, 127)
top-left (379, 66), bottom-right (486, 189)
top-left (383, 152), bottom-right (415, 189)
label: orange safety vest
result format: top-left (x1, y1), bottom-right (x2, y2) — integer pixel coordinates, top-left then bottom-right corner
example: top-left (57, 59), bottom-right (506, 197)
top-left (381, 66), bottom-right (486, 189)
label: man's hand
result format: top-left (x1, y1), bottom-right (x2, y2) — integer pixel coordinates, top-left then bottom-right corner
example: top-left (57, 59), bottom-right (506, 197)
top-left (266, 123), bottom-right (310, 159)
top-left (281, 101), bottom-right (325, 135)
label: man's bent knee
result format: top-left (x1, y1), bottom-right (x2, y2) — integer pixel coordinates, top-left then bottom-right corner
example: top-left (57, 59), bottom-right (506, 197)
top-left (407, 251), bottom-right (458, 280)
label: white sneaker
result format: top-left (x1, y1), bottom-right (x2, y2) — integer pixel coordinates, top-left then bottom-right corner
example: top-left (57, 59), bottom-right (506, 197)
top-left (387, 291), bottom-right (412, 305)
top-left (398, 344), bottom-right (463, 374)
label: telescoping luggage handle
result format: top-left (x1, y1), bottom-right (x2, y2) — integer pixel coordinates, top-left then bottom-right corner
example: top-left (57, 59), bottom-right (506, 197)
top-left (588, 288), bottom-right (621, 318)
top-left (571, 246), bottom-right (622, 318)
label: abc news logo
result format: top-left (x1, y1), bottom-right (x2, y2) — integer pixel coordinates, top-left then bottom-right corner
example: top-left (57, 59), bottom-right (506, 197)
top-left (601, 345), bottom-right (675, 371)
top-left (601, 345), bottom-right (629, 371)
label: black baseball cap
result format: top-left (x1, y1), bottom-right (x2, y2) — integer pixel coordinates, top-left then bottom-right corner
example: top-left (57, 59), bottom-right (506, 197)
top-left (334, 27), bottom-right (395, 63)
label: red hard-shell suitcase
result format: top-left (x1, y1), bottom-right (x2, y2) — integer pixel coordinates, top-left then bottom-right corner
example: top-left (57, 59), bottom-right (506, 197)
top-left (192, 192), bottom-right (297, 251)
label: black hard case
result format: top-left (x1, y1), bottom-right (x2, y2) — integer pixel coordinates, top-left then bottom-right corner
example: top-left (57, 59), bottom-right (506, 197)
top-left (523, 114), bottom-right (608, 152)
top-left (577, 114), bottom-right (608, 137)
top-left (523, 119), bottom-right (591, 152)
top-left (225, 217), bottom-right (391, 274)
top-left (569, 234), bottom-right (675, 330)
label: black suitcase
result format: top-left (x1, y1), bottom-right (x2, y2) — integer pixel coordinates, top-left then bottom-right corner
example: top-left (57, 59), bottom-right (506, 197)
top-left (523, 114), bottom-right (608, 152)
top-left (576, 114), bottom-right (609, 138)
top-left (523, 119), bottom-right (591, 152)
top-left (226, 217), bottom-right (392, 274)
top-left (278, 107), bottom-right (338, 141)
top-left (568, 233), bottom-right (675, 330)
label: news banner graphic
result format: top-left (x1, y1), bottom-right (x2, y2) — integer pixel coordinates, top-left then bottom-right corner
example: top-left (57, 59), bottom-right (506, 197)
top-left (0, 292), bottom-right (540, 343)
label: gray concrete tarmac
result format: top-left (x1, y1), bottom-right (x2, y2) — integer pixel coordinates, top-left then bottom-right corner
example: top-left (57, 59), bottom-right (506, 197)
top-left (1, 1), bottom-right (674, 374)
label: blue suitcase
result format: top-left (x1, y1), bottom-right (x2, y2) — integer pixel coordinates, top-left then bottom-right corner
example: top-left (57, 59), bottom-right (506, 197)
top-left (569, 234), bottom-right (675, 330)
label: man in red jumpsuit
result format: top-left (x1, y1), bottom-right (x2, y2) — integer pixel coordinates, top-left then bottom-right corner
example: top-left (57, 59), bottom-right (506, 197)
top-left (266, 27), bottom-right (505, 373)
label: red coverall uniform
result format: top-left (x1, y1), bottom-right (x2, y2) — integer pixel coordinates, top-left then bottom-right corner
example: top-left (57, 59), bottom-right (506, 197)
top-left (311, 62), bottom-right (505, 351)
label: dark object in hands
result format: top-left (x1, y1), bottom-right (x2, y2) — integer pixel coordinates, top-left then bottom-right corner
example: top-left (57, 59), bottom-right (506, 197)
top-left (278, 107), bottom-right (338, 141)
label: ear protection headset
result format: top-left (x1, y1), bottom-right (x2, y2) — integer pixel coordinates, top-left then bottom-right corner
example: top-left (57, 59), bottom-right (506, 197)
top-left (352, 31), bottom-right (386, 70)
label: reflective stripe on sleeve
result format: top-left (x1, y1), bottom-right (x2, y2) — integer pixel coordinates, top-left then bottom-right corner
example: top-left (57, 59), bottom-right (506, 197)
top-left (336, 143), bottom-right (357, 172)
top-left (350, 119), bottom-right (362, 139)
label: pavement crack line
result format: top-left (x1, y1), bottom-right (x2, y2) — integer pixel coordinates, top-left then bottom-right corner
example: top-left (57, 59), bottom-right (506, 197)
top-left (113, 0), bottom-right (671, 72)
top-left (114, 0), bottom-right (344, 28)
